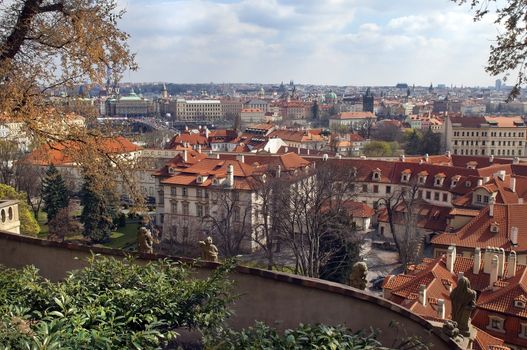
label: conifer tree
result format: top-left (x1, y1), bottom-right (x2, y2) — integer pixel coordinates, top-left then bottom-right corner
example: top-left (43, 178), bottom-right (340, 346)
top-left (42, 165), bottom-right (69, 222)
top-left (80, 174), bottom-right (117, 243)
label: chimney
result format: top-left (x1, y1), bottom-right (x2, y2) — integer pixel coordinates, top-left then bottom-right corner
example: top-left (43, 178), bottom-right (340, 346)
top-left (489, 197), bottom-right (495, 217)
top-left (458, 271), bottom-right (464, 281)
top-left (227, 164), bottom-right (234, 188)
top-left (489, 154), bottom-right (494, 163)
top-left (400, 154), bottom-right (406, 162)
top-left (511, 177), bottom-right (516, 193)
top-left (446, 245), bottom-right (456, 273)
top-left (276, 165), bottom-right (281, 178)
top-left (477, 178), bottom-right (483, 187)
top-left (484, 247), bottom-right (494, 273)
top-left (336, 153), bottom-right (342, 159)
top-left (484, 176), bottom-right (490, 184)
top-left (419, 284), bottom-right (427, 306)
top-left (307, 149), bottom-right (310, 155)
top-left (183, 149), bottom-right (188, 162)
top-left (237, 154), bottom-right (245, 163)
top-left (497, 170), bottom-right (506, 181)
top-left (437, 299), bottom-right (445, 319)
top-left (205, 127), bottom-right (209, 139)
top-left (473, 247), bottom-right (481, 274)
top-left (285, 146), bottom-right (289, 153)
top-left (511, 226), bottom-right (519, 246)
top-left (424, 153), bottom-right (429, 162)
top-left (490, 255), bottom-right (499, 287)
top-left (497, 248), bottom-right (506, 277)
top-left (197, 144), bottom-right (202, 153)
top-left (507, 251), bottom-right (517, 278)
top-left (446, 150), bottom-right (451, 158)
top-left (514, 156), bottom-right (520, 164)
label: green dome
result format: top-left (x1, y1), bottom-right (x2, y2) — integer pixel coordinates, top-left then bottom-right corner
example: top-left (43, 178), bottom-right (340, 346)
top-left (325, 91), bottom-right (337, 100)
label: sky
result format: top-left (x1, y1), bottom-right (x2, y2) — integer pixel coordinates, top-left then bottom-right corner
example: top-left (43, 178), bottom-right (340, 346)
top-left (117, 0), bottom-right (502, 86)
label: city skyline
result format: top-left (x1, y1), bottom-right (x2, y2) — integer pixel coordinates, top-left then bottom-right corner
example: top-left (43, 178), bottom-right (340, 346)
top-left (118, 0), bottom-right (501, 86)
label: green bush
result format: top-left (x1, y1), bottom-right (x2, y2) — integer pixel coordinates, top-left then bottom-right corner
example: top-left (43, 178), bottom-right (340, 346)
top-left (207, 323), bottom-right (385, 350)
top-left (0, 256), bottom-right (234, 349)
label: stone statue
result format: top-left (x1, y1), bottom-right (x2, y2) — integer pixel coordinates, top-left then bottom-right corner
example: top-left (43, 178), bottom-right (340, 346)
top-left (198, 236), bottom-right (219, 262)
top-left (349, 261), bottom-right (368, 290)
top-left (450, 276), bottom-right (476, 336)
top-left (442, 320), bottom-right (460, 338)
top-left (137, 226), bottom-right (154, 254)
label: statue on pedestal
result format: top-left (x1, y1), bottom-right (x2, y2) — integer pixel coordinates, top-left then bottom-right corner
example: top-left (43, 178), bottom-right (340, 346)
top-left (137, 226), bottom-right (154, 254)
top-left (349, 261), bottom-right (368, 290)
top-left (450, 276), bottom-right (476, 336)
top-left (199, 236), bottom-right (219, 262)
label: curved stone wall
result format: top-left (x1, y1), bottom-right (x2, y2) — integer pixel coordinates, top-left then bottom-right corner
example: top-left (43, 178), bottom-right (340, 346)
top-left (0, 231), bottom-right (460, 349)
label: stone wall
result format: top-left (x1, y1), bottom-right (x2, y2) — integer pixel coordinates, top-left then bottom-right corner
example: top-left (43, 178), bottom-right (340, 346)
top-left (0, 231), bottom-right (460, 349)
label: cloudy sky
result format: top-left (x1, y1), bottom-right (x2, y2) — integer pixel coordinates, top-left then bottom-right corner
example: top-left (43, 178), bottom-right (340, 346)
top-left (117, 0), bottom-right (501, 86)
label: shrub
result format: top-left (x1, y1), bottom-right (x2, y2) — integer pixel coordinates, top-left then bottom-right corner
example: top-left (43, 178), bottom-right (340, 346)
top-left (0, 256), bottom-right (235, 349)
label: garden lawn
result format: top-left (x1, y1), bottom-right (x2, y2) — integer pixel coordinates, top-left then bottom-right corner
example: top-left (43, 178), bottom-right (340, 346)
top-left (104, 223), bottom-right (139, 250)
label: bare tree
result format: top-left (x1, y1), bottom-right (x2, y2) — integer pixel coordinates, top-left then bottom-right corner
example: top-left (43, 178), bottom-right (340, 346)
top-left (0, 140), bottom-right (22, 185)
top-left (377, 181), bottom-right (423, 267)
top-left (273, 161), bottom-right (359, 278)
top-left (14, 161), bottom-right (45, 218)
top-left (203, 189), bottom-right (252, 257)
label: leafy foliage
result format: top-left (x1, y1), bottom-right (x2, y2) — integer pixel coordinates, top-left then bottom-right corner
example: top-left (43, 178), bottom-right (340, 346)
top-left (404, 129), bottom-right (441, 156)
top-left (454, 0), bottom-right (527, 100)
top-left (42, 165), bottom-right (70, 222)
top-left (363, 141), bottom-right (400, 157)
top-left (208, 322), bottom-right (387, 350)
top-left (0, 256), bottom-right (234, 349)
top-left (0, 183), bottom-right (39, 235)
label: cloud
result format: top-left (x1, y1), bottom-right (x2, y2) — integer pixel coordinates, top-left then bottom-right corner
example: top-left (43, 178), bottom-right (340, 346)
top-left (117, 0), bottom-right (500, 86)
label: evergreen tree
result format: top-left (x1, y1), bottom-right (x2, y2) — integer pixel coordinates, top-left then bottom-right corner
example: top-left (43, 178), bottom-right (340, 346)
top-left (42, 165), bottom-right (69, 222)
top-left (404, 129), bottom-right (422, 155)
top-left (420, 128), bottom-right (442, 155)
top-left (80, 174), bottom-right (118, 243)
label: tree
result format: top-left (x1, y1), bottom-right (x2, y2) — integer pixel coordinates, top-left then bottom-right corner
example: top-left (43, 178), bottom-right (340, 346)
top-left (363, 141), bottom-right (397, 157)
top-left (420, 128), bottom-right (442, 155)
top-left (0, 140), bottom-right (22, 186)
top-left (14, 161), bottom-right (44, 218)
top-left (274, 162), bottom-right (360, 278)
top-left (455, 0), bottom-right (527, 100)
top-left (371, 123), bottom-right (404, 142)
top-left (48, 204), bottom-right (81, 241)
top-left (0, 183), bottom-right (39, 235)
top-left (377, 181), bottom-right (424, 267)
top-left (204, 190), bottom-right (252, 257)
top-left (404, 129), bottom-right (422, 155)
top-left (42, 165), bottom-right (69, 222)
top-left (80, 173), bottom-right (117, 243)
top-left (311, 100), bottom-right (320, 120)
top-left (0, 0), bottom-right (138, 202)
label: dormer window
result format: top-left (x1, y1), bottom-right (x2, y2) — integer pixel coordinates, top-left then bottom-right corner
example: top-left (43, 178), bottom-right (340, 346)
top-left (515, 300), bottom-right (526, 309)
top-left (466, 161), bottom-right (478, 170)
top-left (465, 181), bottom-right (472, 188)
top-left (451, 176), bottom-right (460, 188)
top-left (196, 175), bottom-right (206, 184)
top-left (488, 315), bottom-right (505, 333)
top-left (418, 171), bottom-right (428, 184)
top-left (168, 167), bottom-right (176, 174)
top-left (372, 168), bottom-right (381, 181)
top-left (401, 170), bottom-right (411, 183)
top-left (490, 222), bottom-right (500, 233)
top-left (434, 173), bottom-right (446, 187)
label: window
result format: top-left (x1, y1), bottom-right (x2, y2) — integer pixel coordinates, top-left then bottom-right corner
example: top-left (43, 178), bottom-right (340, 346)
top-left (196, 189), bottom-right (202, 198)
top-left (232, 192), bottom-right (240, 201)
top-left (362, 184), bottom-right (368, 193)
top-left (182, 226), bottom-right (189, 241)
top-left (434, 192), bottom-right (440, 201)
top-left (386, 186), bottom-right (391, 194)
top-left (520, 323), bottom-right (527, 339)
top-left (182, 188), bottom-right (188, 197)
top-left (373, 185), bottom-right (379, 193)
top-left (196, 204), bottom-right (203, 217)
top-left (171, 202), bottom-right (177, 213)
top-left (426, 191), bottom-right (431, 200)
top-left (488, 316), bottom-right (505, 333)
top-left (442, 193), bottom-right (448, 202)
top-left (182, 202), bottom-right (189, 216)
top-left (484, 196), bottom-right (489, 203)
top-left (170, 187), bottom-right (177, 196)
top-left (476, 194), bottom-right (482, 203)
